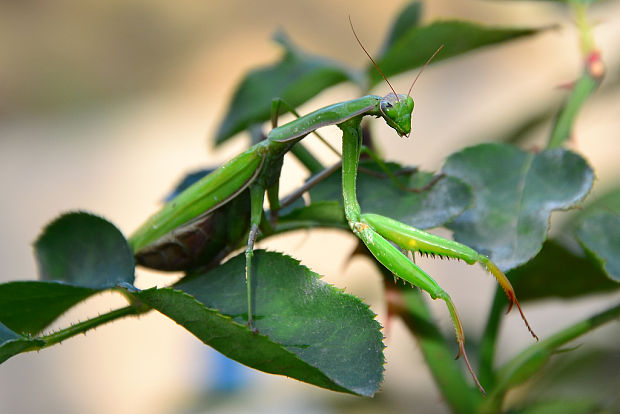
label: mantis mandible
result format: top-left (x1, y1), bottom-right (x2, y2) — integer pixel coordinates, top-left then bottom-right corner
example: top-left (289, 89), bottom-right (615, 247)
top-left (129, 19), bottom-right (538, 394)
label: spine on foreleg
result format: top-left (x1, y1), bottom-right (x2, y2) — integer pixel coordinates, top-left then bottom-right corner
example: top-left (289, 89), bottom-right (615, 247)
top-left (353, 222), bottom-right (443, 298)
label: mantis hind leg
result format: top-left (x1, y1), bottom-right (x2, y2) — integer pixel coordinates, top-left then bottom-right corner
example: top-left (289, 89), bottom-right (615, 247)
top-left (245, 185), bottom-right (266, 331)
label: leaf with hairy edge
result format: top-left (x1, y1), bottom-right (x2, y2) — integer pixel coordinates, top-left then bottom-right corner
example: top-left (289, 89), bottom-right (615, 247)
top-left (137, 250), bottom-right (384, 396)
top-left (309, 160), bottom-right (473, 230)
top-left (370, 21), bottom-right (542, 87)
top-left (34, 212), bottom-right (135, 288)
top-left (0, 281), bottom-right (97, 336)
top-left (443, 143), bottom-right (593, 271)
top-left (215, 31), bottom-right (353, 145)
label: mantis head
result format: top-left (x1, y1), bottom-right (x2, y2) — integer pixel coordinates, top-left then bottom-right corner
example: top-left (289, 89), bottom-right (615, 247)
top-left (348, 15), bottom-right (440, 138)
top-left (379, 93), bottom-right (414, 138)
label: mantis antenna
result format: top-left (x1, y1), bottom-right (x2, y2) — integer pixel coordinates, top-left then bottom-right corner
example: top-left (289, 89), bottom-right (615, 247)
top-left (407, 44), bottom-right (444, 97)
top-left (348, 15), bottom-right (400, 102)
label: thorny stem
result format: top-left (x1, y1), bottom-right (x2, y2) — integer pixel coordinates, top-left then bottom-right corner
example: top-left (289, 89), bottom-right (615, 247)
top-left (39, 303), bottom-right (147, 349)
top-left (547, 2), bottom-right (604, 149)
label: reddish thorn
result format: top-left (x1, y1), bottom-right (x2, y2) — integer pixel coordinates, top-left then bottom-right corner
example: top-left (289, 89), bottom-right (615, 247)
top-left (556, 81), bottom-right (576, 90)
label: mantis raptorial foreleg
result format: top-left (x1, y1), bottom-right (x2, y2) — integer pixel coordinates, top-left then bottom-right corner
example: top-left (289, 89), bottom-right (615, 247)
top-left (337, 116), bottom-right (536, 395)
top-left (361, 213), bottom-right (538, 340)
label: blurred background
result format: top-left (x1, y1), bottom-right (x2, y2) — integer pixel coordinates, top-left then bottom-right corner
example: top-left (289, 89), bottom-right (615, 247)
top-left (1, 1), bottom-right (619, 413)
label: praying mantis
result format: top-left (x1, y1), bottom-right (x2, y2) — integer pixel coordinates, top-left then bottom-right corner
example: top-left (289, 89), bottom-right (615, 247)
top-left (128, 20), bottom-right (538, 394)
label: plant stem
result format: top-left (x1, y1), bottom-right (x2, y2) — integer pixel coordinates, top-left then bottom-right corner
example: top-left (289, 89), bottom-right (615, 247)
top-left (547, 1), bottom-right (604, 149)
top-left (572, 1), bottom-right (595, 55)
top-left (40, 304), bottom-right (143, 349)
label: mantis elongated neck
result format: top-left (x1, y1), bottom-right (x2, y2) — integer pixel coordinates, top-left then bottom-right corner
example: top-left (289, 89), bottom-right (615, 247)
top-left (268, 95), bottom-right (381, 143)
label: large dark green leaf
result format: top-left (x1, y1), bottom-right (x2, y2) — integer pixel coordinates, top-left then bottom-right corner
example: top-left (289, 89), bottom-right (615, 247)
top-left (215, 31), bottom-right (353, 145)
top-left (137, 250), bottom-right (384, 396)
top-left (576, 211), bottom-right (620, 282)
top-left (0, 322), bottom-right (44, 364)
top-left (443, 144), bottom-right (593, 271)
top-left (0, 281), bottom-right (97, 335)
top-left (509, 241), bottom-right (618, 302)
top-left (561, 185), bottom-right (620, 233)
top-left (308, 160), bottom-right (473, 229)
top-left (378, 1), bottom-right (423, 58)
top-left (0, 212), bottom-right (138, 364)
top-left (370, 21), bottom-right (541, 87)
top-left (34, 212), bottom-right (135, 288)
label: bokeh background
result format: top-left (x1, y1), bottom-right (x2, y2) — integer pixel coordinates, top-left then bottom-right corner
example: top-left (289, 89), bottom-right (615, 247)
top-left (1, 1), bottom-right (619, 413)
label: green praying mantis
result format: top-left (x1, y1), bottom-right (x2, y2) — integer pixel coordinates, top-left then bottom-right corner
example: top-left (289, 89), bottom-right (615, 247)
top-left (128, 20), bottom-right (538, 394)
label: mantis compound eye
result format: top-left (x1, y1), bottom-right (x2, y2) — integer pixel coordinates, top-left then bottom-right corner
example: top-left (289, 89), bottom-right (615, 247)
top-left (380, 99), bottom-right (396, 117)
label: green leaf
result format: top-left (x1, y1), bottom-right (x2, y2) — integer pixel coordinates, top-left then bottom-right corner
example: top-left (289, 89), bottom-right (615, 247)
top-left (576, 186), bottom-right (620, 217)
top-left (34, 212), bottom-right (135, 288)
top-left (562, 184), bottom-right (620, 231)
top-left (443, 143), bottom-right (593, 271)
top-left (215, 31), bottom-right (353, 145)
top-left (378, 1), bottom-right (423, 58)
top-left (137, 250), bottom-right (384, 396)
top-left (576, 210), bottom-right (620, 282)
top-left (370, 21), bottom-right (541, 87)
top-left (0, 213), bottom-right (139, 362)
top-left (509, 240), bottom-right (619, 302)
top-left (308, 160), bottom-right (473, 229)
top-left (0, 281), bottom-right (97, 335)
top-left (0, 322), bottom-right (45, 364)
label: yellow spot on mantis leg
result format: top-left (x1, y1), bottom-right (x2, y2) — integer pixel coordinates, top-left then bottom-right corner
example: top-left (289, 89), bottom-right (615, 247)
top-left (353, 222), bottom-right (372, 243)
